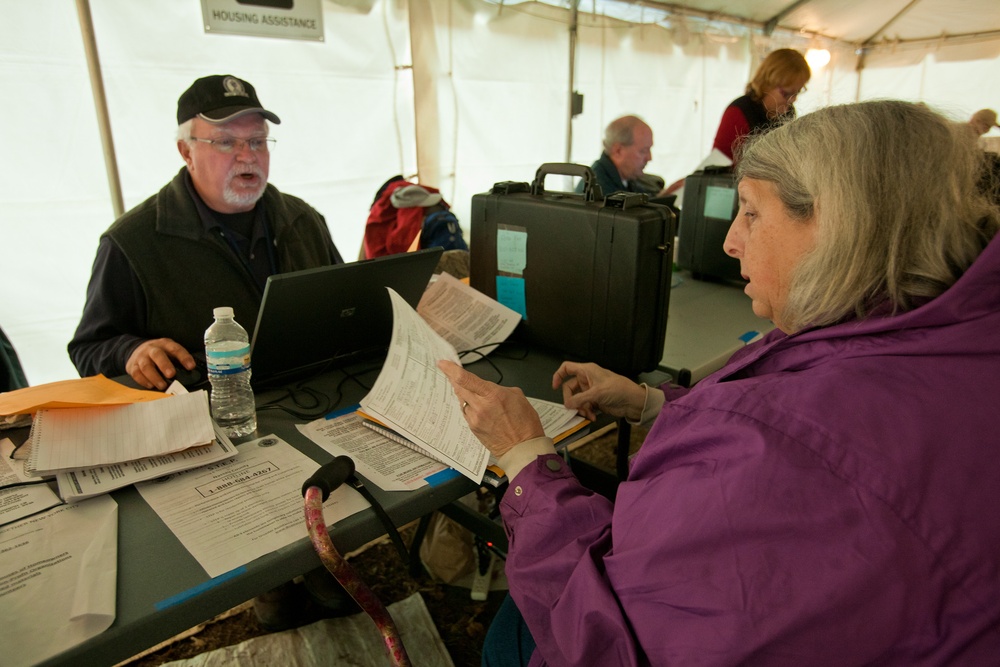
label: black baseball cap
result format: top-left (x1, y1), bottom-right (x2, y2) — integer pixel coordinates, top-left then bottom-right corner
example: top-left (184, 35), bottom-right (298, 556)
top-left (176, 74), bottom-right (281, 125)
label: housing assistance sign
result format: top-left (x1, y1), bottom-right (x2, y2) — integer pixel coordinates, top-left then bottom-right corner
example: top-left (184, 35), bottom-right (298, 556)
top-left (201, 0), bottom-right (324, 42)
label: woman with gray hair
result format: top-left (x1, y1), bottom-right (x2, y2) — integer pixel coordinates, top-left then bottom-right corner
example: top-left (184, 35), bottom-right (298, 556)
top-left (440, 100), bottom-right (1000, 665)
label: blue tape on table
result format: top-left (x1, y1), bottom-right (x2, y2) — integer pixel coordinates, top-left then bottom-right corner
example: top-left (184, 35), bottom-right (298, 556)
top-left (424, 468), bottom-right (462, 486)
top-left (155, 566), bottom-right (248, 611)
top-left (325, 404), bottom-right (361, 420)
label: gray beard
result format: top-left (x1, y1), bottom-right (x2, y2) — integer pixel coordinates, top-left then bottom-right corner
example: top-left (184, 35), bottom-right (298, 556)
top-left (223, 182), bottom-right (266, 208)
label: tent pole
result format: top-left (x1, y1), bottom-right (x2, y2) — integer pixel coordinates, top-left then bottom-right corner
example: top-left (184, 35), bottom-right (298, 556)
top-left (76, 0), bottom-right (124, 219)
top-left (854, 49), bottom-right (866, 102)
top-left (566, 0), bottom-right (578, 163)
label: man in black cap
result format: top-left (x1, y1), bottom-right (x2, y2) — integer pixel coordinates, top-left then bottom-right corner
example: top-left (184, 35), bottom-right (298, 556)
top-left (69, 75), bottom-right (344, 389)
top-left (70, 75), bottom-right (353, 632)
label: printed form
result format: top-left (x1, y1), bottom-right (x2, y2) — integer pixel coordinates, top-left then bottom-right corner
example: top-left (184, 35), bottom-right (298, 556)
top-left (0, 494), bottom-right (117, 667)
top-left (417, 272), bottom-right (520, 362)
top-left (297, 411), bottom-right (447, 491)
top-left (136, 435), bottom-right (369, 578)
top-left (0, 438), bottom-right (61, 526)
top-left (361, 290), bottom-right (490, 482)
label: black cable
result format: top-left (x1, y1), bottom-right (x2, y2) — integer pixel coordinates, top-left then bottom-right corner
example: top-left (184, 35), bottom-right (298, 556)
top-left (455, 340), bottom-right (532, 385)
top-left (256, 385), bottom-right (335, 420)
top-left (347, 475), bottom-right (411, 565)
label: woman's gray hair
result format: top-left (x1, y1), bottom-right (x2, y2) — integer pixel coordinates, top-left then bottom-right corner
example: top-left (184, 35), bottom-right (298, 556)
top-left (736, 99), bottom-right (1000, 332)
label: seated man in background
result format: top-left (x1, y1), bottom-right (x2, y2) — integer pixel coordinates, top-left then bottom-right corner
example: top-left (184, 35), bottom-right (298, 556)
top-left (69, 74), bottom-right (344, 390)
top-left (577, 115), bottom-right (662, 197)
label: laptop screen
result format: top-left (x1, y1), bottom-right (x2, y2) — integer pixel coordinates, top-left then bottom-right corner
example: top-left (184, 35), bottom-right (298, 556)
top-left (249, 247), bottom-right (443, 386)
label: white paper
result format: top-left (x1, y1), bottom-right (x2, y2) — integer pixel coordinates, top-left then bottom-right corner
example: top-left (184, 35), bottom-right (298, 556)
top-left (361, 290), bottom-right (490, 483)
top-left (55, 421), bottom-right (240, 503)
top-left (416, 272), bottom-right (521, 363)
top-left (529, 397), bottom-right (587, 441)
top-left (135, 434), bottom-right (370, 578)
top-left (297, 412), bottom-right (447, 491)
top-left (300, 400), bottom-right (584, 491)
top-left (0, 495), bottom-right (118, 667)
top-left (0, 438), bottom-right (62, 526)
top-left (27, 390), bottom-right (215, 475)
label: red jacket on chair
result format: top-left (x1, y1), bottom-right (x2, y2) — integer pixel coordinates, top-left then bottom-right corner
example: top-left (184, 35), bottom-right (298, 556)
top-left (364, 180), bottom-right (446, 259)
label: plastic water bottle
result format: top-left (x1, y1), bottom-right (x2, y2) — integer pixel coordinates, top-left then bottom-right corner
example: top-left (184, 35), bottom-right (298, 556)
top-left (205, 306), bottom-right (257, 438)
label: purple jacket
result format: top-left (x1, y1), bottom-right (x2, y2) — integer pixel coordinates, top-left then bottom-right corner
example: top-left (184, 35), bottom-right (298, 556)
top-left (503, 233), bottom-right (1000, 666)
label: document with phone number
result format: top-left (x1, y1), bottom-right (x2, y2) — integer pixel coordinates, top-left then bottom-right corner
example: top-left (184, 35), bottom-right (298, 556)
top-left (136, 435), bottom-right (369, 578)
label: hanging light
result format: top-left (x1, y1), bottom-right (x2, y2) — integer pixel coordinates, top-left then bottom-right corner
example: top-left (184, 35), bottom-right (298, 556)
top-left (806, 47), bottom-right (831, 69)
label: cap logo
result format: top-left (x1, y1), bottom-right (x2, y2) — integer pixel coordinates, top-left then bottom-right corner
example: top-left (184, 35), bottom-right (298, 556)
top-left (222, 76), bottom-right (249, 99)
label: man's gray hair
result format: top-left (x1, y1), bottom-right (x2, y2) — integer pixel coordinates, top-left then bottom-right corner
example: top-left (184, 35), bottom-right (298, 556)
top-left (176, 119), bottom-right (194, 143)
top-left (737, 99), bottom-right (1000, 332)
top-left (603, 115), bottom-right (648, 152)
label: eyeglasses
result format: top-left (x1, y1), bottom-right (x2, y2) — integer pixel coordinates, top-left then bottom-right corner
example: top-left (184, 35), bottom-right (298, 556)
top-left (188, 136), bottom-right (276, 154)
top-left (777, 86), bottom-right (806, 100)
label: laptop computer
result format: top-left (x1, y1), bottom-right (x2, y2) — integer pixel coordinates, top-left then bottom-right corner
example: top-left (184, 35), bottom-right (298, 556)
top-left (249, 247), bottom-right (443, 386)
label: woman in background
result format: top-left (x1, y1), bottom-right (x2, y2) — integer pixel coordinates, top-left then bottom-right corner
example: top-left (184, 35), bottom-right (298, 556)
top-left (712, 48), bottom-right (811, 161)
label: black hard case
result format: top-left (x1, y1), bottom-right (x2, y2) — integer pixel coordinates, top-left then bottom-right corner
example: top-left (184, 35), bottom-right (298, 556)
top-left (470, 163), bottom-right (675, 378)
top-left (677, 166), bottom-right (743, 282)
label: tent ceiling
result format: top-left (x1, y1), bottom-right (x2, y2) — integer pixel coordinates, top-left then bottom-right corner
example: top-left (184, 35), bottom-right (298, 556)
top-left (555, 0), bottom-right (1000, 49)
top-left (658, 0), bottom-right (1000, 45)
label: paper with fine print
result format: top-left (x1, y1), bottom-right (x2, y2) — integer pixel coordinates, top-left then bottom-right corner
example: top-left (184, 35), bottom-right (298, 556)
top-left (135, 434), bottom-right (370, 578)
top-left (297, 411), bottom-right (447, 492)
top-left (55, 420), bottom-right (239, 503)
top-left (416, 272), bottom-right (521, 363)
top-left (0, 437), bottom-right (62, 526)
top-left (0, 494), bottom-right (118, 667)
top-left (361, 289), bottom-right (490, 483)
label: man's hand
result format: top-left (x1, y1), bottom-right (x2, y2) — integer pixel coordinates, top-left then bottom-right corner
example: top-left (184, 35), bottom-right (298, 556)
top-left (437, 360), bottom-right (544, 459)
top-left (552, 361), bottom-right (646, 422)
top-left (125, 338), bottom-right (196, 390)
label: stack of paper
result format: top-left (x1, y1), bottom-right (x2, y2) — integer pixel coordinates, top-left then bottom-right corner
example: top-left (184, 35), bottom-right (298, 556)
top-left (17, 390), bottom-right (237, 502)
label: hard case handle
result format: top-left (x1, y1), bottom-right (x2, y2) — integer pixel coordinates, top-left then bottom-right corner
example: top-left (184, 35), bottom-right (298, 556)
top-left (532, 163), bottom-right (604, 202)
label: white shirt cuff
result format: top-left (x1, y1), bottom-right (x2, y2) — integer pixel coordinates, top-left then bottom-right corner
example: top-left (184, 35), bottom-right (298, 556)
top-left (496, 436), bottom-right (556, 482)
top-left (626, 383), bottom-right (665, 426)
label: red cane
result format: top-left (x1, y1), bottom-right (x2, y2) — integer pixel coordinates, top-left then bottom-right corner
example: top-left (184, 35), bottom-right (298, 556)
top-left (302, 457), bottom-right (411, 666)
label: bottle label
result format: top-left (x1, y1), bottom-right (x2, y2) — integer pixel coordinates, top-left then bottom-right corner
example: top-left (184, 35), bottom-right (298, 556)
top-left (206, 344), bottom-right (251, 375)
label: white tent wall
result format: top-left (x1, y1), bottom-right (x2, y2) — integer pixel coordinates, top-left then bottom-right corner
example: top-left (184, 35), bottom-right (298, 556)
top-left (2, 0), bottom-right (418, 385)
top-left (432, 0), bottom-right (575, 199)
top-left (2, 1), bottom-right (116, 388)
top-left (1, 0), bottom-right (997, 387)
top-left (860, 44), bottom-right (1000, 122)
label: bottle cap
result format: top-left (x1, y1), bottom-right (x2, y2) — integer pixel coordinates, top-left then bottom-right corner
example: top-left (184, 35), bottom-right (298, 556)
top-left (213, 306), bottom-right (234, 319)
